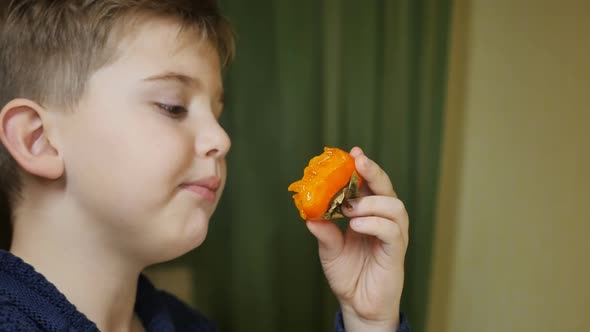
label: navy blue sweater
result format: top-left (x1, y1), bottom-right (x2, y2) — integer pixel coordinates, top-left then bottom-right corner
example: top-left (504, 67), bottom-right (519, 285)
top-left (0, 250), bottom-right (409, 331)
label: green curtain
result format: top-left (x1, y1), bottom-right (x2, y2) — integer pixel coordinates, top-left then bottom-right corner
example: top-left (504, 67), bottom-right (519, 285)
top-left (171, 1), bottom-right (452, 331)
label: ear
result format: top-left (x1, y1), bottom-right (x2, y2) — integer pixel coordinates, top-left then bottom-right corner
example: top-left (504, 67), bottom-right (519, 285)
top-left (0, 99), bottom-right (64, 180)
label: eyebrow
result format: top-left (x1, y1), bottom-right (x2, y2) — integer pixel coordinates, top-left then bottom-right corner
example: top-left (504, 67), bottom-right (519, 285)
top-left (142, 72), bottom-right (201, 87)
top-left (141, 71), bottom-right (224, 103)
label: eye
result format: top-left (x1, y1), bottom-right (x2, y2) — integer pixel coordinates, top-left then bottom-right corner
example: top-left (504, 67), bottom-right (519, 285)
top-left (155, 103), bottom-right (188, 118)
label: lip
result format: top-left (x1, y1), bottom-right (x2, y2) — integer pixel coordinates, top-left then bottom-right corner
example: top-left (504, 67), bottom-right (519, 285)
top-left (180, 176), bottom-right (221, 203)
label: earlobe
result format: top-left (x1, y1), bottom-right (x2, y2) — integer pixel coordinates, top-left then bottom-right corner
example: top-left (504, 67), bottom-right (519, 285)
top-left (0, 99), bottom-right (64, 180)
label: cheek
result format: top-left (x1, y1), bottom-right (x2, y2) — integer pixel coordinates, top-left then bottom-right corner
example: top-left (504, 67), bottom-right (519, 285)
top-left (61, 105), bottom-right (193, 220)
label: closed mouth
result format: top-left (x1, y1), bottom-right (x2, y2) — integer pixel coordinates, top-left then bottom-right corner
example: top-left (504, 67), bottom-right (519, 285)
top-left (180, 176), bottom-right (221, 203)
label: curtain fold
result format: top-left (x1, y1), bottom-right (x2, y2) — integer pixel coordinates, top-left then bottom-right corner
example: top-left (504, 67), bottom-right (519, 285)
top-left (171, 1), bottom-right (452, 331)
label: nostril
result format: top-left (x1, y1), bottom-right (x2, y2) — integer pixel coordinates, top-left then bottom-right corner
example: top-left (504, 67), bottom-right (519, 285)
top-left (206, 148), bottom-right (220, 157)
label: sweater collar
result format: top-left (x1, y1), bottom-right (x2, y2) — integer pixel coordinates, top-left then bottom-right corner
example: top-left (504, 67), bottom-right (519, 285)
top-left (0, 250), bottom-right (168, 331)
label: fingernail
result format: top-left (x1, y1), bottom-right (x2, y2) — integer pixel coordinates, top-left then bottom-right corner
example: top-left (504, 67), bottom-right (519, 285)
top-left (343, 200), bottom-right (353, 211)
top-left (362, 156), bottom-right (371, 167)
top-left (350, 147), bottom-right (361, 157)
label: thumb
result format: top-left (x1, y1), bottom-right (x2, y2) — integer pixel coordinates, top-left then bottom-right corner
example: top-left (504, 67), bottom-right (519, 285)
top-left (306, 220), bottom-right (344, 262)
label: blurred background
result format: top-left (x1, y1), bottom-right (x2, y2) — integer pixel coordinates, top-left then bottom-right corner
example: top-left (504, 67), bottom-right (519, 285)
top-left (2, 0), bottom-right (586, 331)
top-left (146, 0), bottom-right (589, 331)
top-left (150, 0), bottom-right (449, 331)
top-left (145, 0), bottom-right (590, 331)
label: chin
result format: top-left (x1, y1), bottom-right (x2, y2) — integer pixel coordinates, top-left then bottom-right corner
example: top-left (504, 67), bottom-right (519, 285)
top-left (148, 212), bottom-right (211, 264)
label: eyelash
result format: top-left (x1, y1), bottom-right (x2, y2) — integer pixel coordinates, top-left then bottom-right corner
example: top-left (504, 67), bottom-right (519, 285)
top-left (156, 103), bottom-right (188, 118)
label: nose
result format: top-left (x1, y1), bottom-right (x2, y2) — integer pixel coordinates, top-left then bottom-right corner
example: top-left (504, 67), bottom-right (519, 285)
top-left (195, 118), bottom-right (231, 159)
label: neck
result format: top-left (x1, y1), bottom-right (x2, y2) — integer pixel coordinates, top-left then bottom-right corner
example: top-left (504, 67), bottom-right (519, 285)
top-left (10, 192), bottom-right (145, 332)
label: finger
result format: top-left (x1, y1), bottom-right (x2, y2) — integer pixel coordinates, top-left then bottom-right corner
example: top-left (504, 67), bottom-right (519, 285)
top-left (350, 148), bottom-right (396, 198)
top-left (343, 196), bottom-right (409, 243)
top-left (349, 216), bottom-right (408, 253)
top-left (349, 146), bottom-right (364, 158)
top-left (306, 220), bottom-right (344, 262)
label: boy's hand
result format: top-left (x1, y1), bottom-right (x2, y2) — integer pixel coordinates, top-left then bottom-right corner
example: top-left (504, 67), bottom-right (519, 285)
top-left (306, 147), bottom-right (409, 332)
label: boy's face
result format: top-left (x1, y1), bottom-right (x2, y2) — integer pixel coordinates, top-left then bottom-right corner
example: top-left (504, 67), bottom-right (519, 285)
top-left (56, 18), bottom-right (230, 263)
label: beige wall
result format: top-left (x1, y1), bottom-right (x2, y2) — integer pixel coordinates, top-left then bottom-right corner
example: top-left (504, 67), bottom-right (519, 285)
top-left (427, 1), bottom-right (590, 332)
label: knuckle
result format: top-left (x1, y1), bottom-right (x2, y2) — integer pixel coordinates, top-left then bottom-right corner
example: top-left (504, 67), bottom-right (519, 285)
top-left (359, 196), bottom-right (385, 215)
top-left (364, 197), bottom-right (379, 212)
top-left (391, 198), bottom-right (406, 213)
top-left (390, 222), bottom-right (403, 239)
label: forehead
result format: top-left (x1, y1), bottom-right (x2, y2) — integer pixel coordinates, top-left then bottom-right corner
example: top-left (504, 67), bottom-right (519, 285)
top-left (109, 16), bottom-right (222, 88)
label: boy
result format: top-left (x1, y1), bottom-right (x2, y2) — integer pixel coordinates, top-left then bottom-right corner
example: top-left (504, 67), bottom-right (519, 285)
top-left (0, 1), bottom-right (410, 331)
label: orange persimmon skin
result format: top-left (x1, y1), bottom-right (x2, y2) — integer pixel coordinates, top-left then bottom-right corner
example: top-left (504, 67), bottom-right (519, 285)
top-left (288, 147), bottom-right (359, 220)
